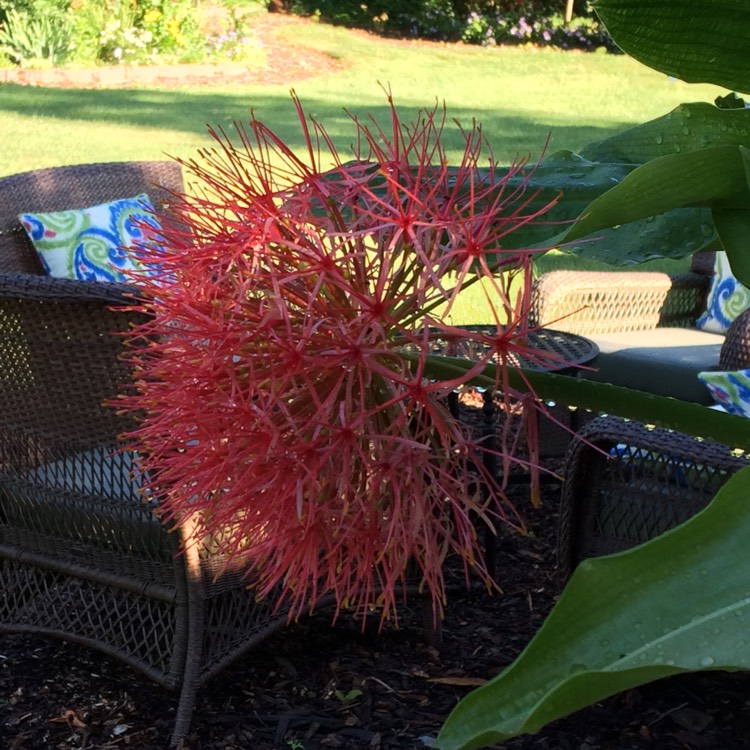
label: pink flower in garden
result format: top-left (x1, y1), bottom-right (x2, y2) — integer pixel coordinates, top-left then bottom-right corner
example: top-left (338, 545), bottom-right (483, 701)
top-left (120, 92), bottom-right (561, 624)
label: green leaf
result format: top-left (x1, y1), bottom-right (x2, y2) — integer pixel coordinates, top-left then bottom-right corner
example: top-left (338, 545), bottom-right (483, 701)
top-left (435, 465), bottom-right (750, 750)
top-left (483, 153), bottom-right (720, 265)
top-left (562, 146), bottom-right (750, 244)
top-left (714, 209), bottom-right (750, 286)
top-left (714, 147), bottom-right (750, 285)
top-left (540, 105), bottom-right (750, 264)
top-left (580, 103), bottom-right (750, 164)
top-left (594, 0), bottom-right (750, 94)
top-left (557, 208), bottom-right (717, 265)
top-left (513, 372), bottom-right (750, 449)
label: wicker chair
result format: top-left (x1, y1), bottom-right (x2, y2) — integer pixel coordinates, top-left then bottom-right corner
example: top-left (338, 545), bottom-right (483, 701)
top-left (530, 253), bottom-right (750, 404)
top-left (0, 162), bottom-right (308, 747)
top-left (557, 415), bottom-right (750, 582)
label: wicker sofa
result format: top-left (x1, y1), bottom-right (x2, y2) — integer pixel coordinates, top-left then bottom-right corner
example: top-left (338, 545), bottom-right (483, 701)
top-left (0, 162), bottom-right (316, 747)
top-left (530, 254), bottom-right (750, 404)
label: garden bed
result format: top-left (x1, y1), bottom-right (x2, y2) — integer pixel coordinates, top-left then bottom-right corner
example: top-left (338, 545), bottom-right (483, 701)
top-left (0, 14), bottom-right (345, 89)
top-left (2, 482), bottom-right (749, 750)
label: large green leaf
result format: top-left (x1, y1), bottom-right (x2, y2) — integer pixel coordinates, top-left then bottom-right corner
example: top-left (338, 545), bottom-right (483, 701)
top-left (594, 0), bottom-right (750, 94)
top-left (435, 465), bottom-right (750, 750)
top-left (487, 153), bottom-right (719, 265)
top-left (714, 208), bottom-right (750, 283)
top-left (544, 104), bottom-right (750, 265)
top-left (493, 120), bottom-right (749, 265)
top-left (714, 147), bottom-right (750, 282)
top-left (559, 4), bottom-right (750, 269)
top-left (557, 207), bottom-right (718, 265)
top-left (580, 103), bottom-right (750, 164)
top-left (561, 145), bottom-right (750, 252)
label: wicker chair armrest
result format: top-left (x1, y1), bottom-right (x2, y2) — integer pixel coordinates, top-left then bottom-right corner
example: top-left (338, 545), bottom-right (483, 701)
top-left (720, 308), bottom-right (750, 370)
top-left (557, 415), bottom-right (749, 582)
top-left (530, 270), bottom-right (709, 335)
top-left (0, 272), bottom-right (142, 306)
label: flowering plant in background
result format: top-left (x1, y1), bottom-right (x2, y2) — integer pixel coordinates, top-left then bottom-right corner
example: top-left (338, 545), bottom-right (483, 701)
top-left (461, 9), bottom-right (616, 51)
top-left (65, 0), bottom-right (239, 66)
top-left (121, 92), bottom-right (561, 625)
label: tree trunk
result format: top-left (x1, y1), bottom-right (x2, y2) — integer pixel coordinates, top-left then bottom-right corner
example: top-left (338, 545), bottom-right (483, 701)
top-left (267, 0), bottom-right (290, 13)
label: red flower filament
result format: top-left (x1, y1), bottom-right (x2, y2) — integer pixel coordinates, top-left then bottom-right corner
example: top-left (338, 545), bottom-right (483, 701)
top-left (121, 92), bottom-right (560, 625)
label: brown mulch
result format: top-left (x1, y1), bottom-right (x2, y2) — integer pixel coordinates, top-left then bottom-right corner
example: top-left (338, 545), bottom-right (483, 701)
top-left (190, 13), bottom-right (348, 86)
top-left (2, 479), bottom-right (750, 750)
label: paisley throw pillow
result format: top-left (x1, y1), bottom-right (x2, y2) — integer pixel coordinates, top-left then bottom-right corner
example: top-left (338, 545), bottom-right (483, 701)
top-left (20, 194), bottom-right (161, 283)
top-left (696, 251), bottom-right (750, 334)
top-left (698, 369), bottom-right (750, 418)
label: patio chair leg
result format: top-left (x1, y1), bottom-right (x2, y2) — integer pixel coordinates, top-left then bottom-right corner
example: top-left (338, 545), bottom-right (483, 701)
top-left (421, 596), bottom-right (443, 647)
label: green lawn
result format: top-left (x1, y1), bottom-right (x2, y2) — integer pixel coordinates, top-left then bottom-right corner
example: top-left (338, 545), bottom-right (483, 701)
top-left (0, 15), bottom-right (721, 321)
top-left (0, 16), bottom-right (722, 175)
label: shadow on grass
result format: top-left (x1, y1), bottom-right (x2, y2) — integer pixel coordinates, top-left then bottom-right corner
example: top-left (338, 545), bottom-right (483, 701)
top-left (0, 83), bottom-right (630, 162)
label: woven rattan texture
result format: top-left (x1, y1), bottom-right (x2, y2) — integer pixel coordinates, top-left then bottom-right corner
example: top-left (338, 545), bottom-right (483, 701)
top-left (720, 308), bottom-right (750, 369)
top-left (530, 270), bottom-right (710, 335)
top-left (454, 388), bottom-right (589, 465)
top-left (557, 416), bottom-right (749, 582)
top-left (0, 162), bottom-right (301, 747)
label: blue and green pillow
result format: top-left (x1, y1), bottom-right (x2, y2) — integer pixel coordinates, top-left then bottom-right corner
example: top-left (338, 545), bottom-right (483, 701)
top-left (698, 369), bottom-right (750, 418)
top-left (20, 193), bottom-right (161, 283)
top-left (696, 251), bottom-right (750, 334)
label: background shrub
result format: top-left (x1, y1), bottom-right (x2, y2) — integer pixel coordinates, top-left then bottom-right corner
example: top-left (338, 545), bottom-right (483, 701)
top-left (68, 0), bottom-right (207, 65)
top-left (0, 0), bottom-right (72, 66)
top-left (282, 0), bottom-right (617, 51)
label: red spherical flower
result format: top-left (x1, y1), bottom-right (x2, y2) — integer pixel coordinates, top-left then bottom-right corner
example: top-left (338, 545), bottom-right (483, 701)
top-left (120, 91), bottom-right (560, 624)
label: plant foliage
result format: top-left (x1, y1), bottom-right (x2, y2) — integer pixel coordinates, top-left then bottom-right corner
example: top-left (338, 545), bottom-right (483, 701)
top-left (0, 6), bottom-right (71, 66)
top-left (0, 0), bottom-right (262, 67)
top-left (285, 0), bottom-right (616, 50)
top-left (437, 465), bottom-right (750, 750)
